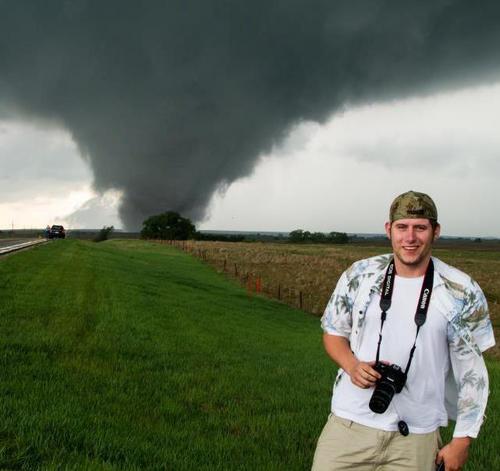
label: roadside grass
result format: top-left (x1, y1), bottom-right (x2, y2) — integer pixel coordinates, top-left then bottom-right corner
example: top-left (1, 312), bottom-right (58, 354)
top-left (0, 240), bottom-right (497, 469)
top-left (0, 240), bottom-right (331, 469)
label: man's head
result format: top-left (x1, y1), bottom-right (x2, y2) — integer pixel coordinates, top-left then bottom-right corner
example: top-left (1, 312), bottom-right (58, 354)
top-left (389, 190), bottom-right (438, 225)
top-left (385, 191), bottom-right (440, 275)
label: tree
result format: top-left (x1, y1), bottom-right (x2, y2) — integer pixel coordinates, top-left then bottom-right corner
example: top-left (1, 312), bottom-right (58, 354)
top-left (311, 232), bottom-right (327, 243)
top-left (289, 229), bottom-right (305, 243)
top-left (328, 231), bottom-right (349, 244)
top-left (288, 229), bottom-right (349, 244)
top-left (141, 211), bottom-right (196, 240)
top-left (94, 225), bottom-right (114, 242)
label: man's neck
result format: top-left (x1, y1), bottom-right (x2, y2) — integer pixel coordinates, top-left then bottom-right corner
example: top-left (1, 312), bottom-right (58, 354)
top-left (393, 255), bottom-right (431, 278)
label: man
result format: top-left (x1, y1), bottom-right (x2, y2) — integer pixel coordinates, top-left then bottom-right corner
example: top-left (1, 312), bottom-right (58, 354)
top-left (312, 191), bottom-right (495, 471)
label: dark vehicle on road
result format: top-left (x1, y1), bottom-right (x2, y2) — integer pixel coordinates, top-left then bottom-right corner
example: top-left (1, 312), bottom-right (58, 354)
top-left (49, 225), bottom-right (66, 239)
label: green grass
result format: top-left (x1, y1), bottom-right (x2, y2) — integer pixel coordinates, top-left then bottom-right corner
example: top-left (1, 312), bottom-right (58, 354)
top-left (0, 240), bottom-right (498, 469)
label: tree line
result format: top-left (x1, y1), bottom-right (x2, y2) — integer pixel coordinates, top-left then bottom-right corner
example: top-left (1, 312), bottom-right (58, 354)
top-left (288, 229), bottom-right (348, 244)
top-left (140, 212), bottom-right (256, 242)
top-left (140, 211), bottom-right (348, 244)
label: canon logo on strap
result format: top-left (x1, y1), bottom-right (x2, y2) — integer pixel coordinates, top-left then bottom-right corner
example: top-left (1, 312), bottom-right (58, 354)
top-left (420, 288), bottom-right (430, 309)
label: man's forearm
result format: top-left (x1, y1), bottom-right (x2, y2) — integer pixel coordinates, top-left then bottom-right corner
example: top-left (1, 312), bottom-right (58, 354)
top-left (322, 333), bottom-right (357, 373)
top-left (323, 333), bottom-right (381, 388)
top-left (449, 351), bottom-right (489, 438)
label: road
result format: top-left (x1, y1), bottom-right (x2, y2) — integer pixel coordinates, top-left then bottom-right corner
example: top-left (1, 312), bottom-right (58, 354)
top-left (0, 239), bottom-right (28, 248)
top-left (0, 239), bottom-right (47, 255)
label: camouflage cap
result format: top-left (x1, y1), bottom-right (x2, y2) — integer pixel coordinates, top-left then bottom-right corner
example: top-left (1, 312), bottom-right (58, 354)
top-left (389, 191), bottom-right (438, 222)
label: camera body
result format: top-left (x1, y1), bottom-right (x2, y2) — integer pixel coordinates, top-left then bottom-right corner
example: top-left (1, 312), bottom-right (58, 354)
top-left (369, 362), bottom-right (407, 414)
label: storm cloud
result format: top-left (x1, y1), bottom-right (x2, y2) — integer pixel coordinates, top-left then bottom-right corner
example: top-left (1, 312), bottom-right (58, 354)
top-left (1, 1), bottom-right (500, 229)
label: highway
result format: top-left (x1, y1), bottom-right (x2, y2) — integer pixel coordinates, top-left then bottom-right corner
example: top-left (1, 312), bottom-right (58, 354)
top-left (0, 239), bottom-right (27, 248)
top-left (0, 239), bottom-right (48, 255)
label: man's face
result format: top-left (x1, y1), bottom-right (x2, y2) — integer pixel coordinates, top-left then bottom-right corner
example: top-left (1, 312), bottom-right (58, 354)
top-left (385, 218), bottom-right (440, 273)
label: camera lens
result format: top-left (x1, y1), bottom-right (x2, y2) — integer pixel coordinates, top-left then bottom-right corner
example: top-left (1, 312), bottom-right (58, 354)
top-left (369, 380), bottom-right (397, 413)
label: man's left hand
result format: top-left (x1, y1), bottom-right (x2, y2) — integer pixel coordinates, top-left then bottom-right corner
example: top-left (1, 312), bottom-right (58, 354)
top-left (435, 437), bottom-right (472, 471)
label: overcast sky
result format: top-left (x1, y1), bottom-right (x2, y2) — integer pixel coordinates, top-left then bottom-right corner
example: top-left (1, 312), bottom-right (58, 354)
top-left (204, 82), bottom-right (500, 237)
top-left (1, 2), bottom-right (500, 237)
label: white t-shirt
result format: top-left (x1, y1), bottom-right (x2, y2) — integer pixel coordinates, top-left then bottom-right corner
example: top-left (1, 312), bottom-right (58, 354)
top-left (332, 275), bottom-right (450, 434)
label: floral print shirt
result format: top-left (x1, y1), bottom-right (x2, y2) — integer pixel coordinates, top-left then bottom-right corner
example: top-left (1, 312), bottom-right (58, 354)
top-left (321, 254), bottom-right (495, 438)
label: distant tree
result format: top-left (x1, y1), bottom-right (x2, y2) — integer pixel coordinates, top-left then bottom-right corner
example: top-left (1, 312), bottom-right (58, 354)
top-left (289, 229), bottom-right (349, 244)
top-left (141, 211), bottom-right (196, 240)
top-left (289, 229), bottom-right (305, 243)
top-left (94, 225), bottom-right (114, 242)
top-left (311, 232), bottom-right (327, 243)
top-left (328, 231), bottom-right (349, 244)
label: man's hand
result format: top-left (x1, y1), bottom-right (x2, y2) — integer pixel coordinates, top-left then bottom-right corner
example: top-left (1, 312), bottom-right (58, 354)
top-left (347, 360), bottom-right (381, 389)
top-left (435, 437), bottom-right (472, 471)
top-left (322, 335), bottom-right (382, 389)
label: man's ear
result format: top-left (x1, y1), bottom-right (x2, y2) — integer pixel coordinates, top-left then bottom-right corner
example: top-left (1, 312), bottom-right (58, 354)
top-left (384, 222), bottom-right (391, 239)
top-left (433, 223), bottom-right (441, 241)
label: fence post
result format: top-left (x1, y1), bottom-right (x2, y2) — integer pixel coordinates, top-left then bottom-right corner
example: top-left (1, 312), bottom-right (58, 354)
top-left (277, 284), bottom-right (281, 300)
top-left (299, 291), bottom-right (303, 309)
top-left (246, 274), bottom-right (252, 295)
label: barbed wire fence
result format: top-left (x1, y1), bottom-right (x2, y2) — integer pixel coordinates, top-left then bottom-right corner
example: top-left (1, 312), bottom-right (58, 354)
top-left (152, 239), bottom-right (321, 315)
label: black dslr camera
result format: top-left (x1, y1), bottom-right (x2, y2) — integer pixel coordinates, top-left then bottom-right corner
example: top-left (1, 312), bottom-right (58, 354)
top-left (369, 362), bottom-right (407, 414)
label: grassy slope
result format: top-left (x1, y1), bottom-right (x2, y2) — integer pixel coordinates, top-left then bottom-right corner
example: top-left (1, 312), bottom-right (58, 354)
top-left (0, 240), bottom-right (497, 470)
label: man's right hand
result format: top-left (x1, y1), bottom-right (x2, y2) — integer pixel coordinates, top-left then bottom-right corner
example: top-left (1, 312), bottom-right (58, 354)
top-left (323, 334), bottom-right (382, 389)
top-left (347, 360), bottom-right (381, 388)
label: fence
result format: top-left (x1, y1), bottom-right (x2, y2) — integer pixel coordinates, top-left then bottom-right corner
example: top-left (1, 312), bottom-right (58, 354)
top-left (152, 239), bottom-right (346, 315)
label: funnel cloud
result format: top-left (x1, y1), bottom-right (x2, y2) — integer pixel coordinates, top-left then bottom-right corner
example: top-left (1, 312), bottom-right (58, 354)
top-left (1, 1), bottom-right (500, 229)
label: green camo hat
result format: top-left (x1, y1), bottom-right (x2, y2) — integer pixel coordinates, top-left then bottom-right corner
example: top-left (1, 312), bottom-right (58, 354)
top-left (390, 191), bottom-right (438, 222)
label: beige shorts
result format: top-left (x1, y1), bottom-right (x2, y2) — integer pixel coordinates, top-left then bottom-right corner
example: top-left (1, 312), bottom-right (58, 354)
top-left (312, 414), bottom-right (441, 471)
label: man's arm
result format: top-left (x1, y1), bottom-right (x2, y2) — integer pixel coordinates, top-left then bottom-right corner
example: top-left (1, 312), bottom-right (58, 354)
top-left (323, 333), bottom-right (381, 389)
top-left (435, 437), bottom-right (471, 471)
top-left (437, 280), bottom-right (493, 471)
top-left (436, 352), bottom-right (489, 471)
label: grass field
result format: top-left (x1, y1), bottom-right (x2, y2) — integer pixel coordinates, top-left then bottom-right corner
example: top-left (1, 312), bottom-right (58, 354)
top-left (179, 240), bottom-right (500, 358)
top-left (0, 240), bottom-right (498, 469)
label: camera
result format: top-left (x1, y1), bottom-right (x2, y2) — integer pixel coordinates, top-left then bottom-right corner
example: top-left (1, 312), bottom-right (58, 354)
top-left (369, 362), bottom-right (407, 414)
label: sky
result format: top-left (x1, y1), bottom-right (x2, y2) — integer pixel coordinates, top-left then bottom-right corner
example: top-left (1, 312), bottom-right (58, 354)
top-left (204, 83), bottom-right (500, 237)
top-left (2, 81), bottom-right (499, 237)
top-left (1, 2), bottom-right (500, 237)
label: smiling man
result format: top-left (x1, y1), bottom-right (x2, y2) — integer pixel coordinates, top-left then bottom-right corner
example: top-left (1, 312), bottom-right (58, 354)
top-left (312, 191), bottom-right (495, 471)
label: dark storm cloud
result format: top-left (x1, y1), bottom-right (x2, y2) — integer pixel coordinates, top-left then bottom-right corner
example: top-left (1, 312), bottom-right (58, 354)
top-left (1, 1), bottom-right (500, 229)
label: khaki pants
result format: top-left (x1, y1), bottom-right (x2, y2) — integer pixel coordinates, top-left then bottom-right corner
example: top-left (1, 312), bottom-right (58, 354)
top-left (312, 414), bottom-right (441, 471)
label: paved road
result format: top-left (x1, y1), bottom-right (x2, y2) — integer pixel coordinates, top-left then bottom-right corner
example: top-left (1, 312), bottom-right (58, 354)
top-left (0, 239), bottom-right (47, 255)
top-left (0, 239), bottom-right (29, 248)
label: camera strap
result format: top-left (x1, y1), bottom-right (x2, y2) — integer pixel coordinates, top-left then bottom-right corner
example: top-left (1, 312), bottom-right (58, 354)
top-left (375, 258), bottom-right (434, 376)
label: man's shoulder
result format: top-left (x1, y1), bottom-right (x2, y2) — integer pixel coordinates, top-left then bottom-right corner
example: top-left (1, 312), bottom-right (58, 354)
top-left (432, 256), bottom-right (476, 290)
top-left (433, 256), bottom-right (494, 355)
top-left (345, 254), bottom-right (392, 279)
